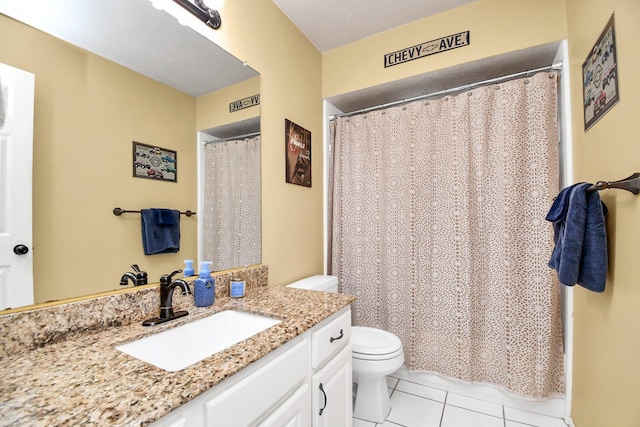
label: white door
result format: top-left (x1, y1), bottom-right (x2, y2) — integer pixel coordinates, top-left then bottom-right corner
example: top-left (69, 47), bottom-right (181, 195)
top-left (0, 62), bottom-right (34, 310)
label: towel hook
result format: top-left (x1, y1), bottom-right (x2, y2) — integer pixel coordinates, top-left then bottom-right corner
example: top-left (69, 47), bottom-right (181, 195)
top-left (586, 173), bottom-right (640, 194)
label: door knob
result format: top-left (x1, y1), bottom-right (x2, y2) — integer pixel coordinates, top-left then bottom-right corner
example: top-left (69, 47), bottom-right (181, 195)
top-left (13, 244), bottom-right (29, 255)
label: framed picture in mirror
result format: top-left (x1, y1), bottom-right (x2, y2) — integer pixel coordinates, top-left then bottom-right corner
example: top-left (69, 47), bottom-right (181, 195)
top-left (285, 119), bottom-right (311, 187)
top-left (133, 141), bottom-right (177, 182)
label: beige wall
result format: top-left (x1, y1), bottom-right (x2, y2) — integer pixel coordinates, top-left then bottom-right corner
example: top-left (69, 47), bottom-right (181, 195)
top-left (161, 1), bottom-right (640, 420)
top-left (565, 1), bottom-right (640, 425)
top-left (0, 15), bottom-right (198, 303)
top-left (323, 0), bottom-right (567, 99)
top-left (205, 1), bottom-right (325, 287)
top-left (197, 76), bottom-right (260, 131)
top-left (322, 0), bottom-right (640, 423)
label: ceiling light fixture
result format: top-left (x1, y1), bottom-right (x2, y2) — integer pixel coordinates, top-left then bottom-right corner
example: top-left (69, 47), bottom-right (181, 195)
top-left (173, 0), bottom-right (221, 29)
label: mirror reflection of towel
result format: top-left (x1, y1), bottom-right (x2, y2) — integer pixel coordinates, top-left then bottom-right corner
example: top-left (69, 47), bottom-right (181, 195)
top-left (141, 209), bottom-right (180, 255)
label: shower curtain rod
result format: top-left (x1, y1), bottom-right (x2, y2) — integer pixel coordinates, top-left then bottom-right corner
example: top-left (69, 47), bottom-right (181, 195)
top-left (202, 131), bottom-right (261, 146)
top-left (329, 64), bottom-right (562, 120)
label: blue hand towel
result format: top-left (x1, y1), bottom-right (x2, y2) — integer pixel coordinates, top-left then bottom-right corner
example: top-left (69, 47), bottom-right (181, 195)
top-left (154, 208), bottom-right (177, 226)
top-left (546, 183), bottom-right (608, 292)
top-left (140, 208), bottom-right (181, 255)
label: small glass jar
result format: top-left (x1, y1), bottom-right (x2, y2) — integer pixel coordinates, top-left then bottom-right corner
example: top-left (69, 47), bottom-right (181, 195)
top-left (230, 271), bottom-right (245, 298)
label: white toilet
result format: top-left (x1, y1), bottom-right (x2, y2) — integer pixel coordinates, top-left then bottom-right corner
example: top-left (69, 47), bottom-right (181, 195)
top-left (287, 275), bottom-right (404, 423)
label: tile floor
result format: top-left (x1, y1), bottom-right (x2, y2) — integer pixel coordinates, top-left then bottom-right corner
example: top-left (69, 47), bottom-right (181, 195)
top-left (353, 372), bottom-right (569, 427)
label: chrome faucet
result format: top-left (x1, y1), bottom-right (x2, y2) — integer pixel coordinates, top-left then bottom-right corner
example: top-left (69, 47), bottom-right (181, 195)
top-left (143, 270), bottom-right (191, 326)
top-left (119, 264), bottom-right (148, 287)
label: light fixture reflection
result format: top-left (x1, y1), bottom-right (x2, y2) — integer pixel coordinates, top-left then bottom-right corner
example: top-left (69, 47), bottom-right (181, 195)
top-left (173, 0), bottom-right (221, 29)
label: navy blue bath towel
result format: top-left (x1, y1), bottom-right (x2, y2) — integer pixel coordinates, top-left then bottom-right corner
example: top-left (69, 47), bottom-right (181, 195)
top-left (546, 183), bottom-right (608, 292)
top-left (140, 208), bottom-right (181, 255)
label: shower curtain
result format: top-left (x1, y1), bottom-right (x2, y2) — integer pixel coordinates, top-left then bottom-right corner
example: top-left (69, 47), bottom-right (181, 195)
top-left (202, 136), bottom-right (261, 272)
top-left (329, 73), bottom-right (564, 399)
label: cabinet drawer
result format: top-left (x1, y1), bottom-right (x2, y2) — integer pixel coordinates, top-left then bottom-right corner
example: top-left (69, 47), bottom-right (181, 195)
top-left (311, 308), bottom-right (351, 369)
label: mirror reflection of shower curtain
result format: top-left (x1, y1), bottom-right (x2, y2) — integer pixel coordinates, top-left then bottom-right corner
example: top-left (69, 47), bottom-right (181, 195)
top-left (202, 136), bottom-right (261, 272)
top-left (329, 73), bottom-right (564, 400)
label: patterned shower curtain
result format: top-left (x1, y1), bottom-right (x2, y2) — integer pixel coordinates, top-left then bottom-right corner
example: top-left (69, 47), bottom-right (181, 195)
top-left (329, 73), bottom-right (565, 399)
top-left (202, 136), bottom-right (261, 272)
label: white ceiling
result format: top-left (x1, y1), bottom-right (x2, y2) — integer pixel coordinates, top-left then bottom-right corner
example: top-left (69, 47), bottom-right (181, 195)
top-left (272, 0), bottom-right (478, 52)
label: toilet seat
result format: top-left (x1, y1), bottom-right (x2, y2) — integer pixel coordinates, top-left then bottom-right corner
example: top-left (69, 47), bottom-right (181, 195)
top-left (352, 326), bottom-right (403, 360)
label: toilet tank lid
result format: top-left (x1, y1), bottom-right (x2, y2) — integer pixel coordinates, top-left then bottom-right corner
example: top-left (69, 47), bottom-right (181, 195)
top-left (286, 275), bottom-right (338, 291)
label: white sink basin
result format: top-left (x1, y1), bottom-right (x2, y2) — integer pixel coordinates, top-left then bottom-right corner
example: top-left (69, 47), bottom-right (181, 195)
top-left (116, 310), bottom-right (282, 371)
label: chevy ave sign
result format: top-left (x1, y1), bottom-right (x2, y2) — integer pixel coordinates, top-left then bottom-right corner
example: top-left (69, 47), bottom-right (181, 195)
top-left (384, 31), bottom-right (470, 68)
top-left (229, 94), bottom-right (260, 113)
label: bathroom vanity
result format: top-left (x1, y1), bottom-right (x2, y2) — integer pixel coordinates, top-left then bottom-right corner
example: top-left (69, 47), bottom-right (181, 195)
top-left (152, 307), bottom-right (352, 427)
top-left (0, 269), bottom-right (355, 426)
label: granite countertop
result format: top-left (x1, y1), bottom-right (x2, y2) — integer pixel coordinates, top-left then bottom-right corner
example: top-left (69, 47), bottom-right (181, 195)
top-left (0, 286), bottom-right (355, 426)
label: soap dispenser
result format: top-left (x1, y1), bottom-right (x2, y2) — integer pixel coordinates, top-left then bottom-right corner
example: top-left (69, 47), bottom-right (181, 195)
top-left (194, 261), bottom-right (215, 307)
top-left (183, 259), bottom-right (195, 277)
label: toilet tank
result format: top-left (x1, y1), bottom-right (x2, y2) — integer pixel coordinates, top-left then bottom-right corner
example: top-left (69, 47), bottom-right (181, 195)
top-left (286, 275), bottom-right (338, 292)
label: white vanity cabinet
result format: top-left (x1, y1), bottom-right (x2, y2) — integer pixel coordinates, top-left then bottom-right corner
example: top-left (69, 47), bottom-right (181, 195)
top-left (310, 309), bottom-right (353, 427)
top-left (151, 336), bottom-right (310, 427)
top-left (151, 307), bottom-right (352, 427)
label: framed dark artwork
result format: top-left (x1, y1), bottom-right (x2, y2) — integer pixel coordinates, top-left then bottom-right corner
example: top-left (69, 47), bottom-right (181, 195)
top-left (133, 141), bottom-right (177, 182)
top-left (285, 119), bottom-right (311, 187)
top-left (582, 14), bottom-right (619, 131)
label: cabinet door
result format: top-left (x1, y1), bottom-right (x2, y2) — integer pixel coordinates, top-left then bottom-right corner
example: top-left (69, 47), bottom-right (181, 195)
top-left (257, 384), bottom-right (310, 427)
top-left (312, 345), bottom-right (352, 427)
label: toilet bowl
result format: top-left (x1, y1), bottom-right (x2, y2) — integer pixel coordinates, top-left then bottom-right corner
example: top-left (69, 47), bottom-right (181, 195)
top-left (351, 326), bottom-right (404, 422)
top-left (287, 275), bottom-right (404, 423)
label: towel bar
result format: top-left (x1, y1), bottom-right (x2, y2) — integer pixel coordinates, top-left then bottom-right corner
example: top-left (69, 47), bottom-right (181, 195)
top-left (113, 207), bottom-right (196, 217)
top-left (586, 172), bottom-right (640, 195)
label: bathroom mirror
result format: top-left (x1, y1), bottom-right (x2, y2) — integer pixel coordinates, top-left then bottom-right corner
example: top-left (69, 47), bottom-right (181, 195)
top-left (0, 0), bottom-right (261, 311)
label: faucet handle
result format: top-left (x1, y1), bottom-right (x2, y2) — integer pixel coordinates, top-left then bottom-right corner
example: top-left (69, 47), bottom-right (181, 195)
top-left (160, 269), bottom-right (183, 285)
top-left (132, 264), bottom-right (148, 285)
